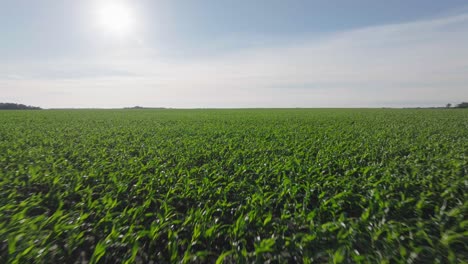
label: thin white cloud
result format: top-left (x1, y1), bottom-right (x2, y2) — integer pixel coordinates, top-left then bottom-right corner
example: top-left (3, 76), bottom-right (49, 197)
top-left (1, 13), bottom-right (468, 108)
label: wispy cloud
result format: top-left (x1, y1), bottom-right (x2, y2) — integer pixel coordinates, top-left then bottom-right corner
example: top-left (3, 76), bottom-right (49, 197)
top-left (1, 13), bottom-right (467, 108)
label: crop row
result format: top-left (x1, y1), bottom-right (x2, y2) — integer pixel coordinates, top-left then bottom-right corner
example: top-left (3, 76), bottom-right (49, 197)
top-left (0, 109), bottom-right (467, 263)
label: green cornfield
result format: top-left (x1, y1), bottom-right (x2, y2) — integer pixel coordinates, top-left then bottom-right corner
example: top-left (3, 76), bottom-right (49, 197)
top-left (0, 109), bottom-right (467, 263)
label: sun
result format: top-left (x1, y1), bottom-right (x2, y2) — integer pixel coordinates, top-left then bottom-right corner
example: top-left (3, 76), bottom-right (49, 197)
top-left (95, 1), bottom-right (135, 35)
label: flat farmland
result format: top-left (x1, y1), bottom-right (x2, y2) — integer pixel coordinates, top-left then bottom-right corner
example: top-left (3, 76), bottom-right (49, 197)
top-left (0, 109), bottom-right (467, 263)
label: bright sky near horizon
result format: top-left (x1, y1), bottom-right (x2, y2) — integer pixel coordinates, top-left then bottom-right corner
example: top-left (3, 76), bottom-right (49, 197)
top-left (1, 0), bottom-right (468, 108)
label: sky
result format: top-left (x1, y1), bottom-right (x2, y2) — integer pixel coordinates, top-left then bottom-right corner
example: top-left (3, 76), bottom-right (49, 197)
top-left (1, 0), bottom-right (468, 108)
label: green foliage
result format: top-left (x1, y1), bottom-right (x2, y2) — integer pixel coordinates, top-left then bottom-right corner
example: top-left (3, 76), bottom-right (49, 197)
top-left (0, 103), bottom-right (41, 110)
top-left (0, 109), bottom-right (467, 263)
top-left (455, 102), bottom-right (468, 108)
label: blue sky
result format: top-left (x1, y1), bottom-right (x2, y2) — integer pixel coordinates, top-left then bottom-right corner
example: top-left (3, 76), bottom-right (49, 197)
top-left (1, 0), bottom-right (468, 108)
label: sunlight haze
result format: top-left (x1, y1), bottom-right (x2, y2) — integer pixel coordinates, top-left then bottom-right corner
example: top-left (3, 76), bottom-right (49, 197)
top-left (1, 0), bottom-right (467, 108)
top-left (94, 1), bottom-right (137, 36)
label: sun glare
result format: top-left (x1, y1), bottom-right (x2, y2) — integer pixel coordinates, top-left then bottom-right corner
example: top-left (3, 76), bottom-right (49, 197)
top-left (96, 1), bottom-right (135, 35)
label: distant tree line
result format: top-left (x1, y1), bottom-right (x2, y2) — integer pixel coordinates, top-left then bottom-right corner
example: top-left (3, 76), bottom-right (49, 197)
top-left (0, 103), bottom-right (41, 110)
top-left (446, 102), bottom-right (468, 108)
top-left (124, 106), bottom-right (167, 109)
top-left (455, 102), bottom-right (468, 108)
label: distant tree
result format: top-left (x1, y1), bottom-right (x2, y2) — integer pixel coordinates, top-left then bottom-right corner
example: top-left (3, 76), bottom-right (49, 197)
top-left (0, 103), bottom-right (41, 110)
top-left (124, 106), bottom-right (144, 109)
top-left (455, 102), bottom-right (468, 108)
top-left (446, 103), bottom-right (452, 108)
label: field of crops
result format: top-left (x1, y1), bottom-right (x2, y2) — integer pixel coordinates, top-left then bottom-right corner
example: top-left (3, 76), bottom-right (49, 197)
top-left (0, 109), bottom-right (466, 263)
